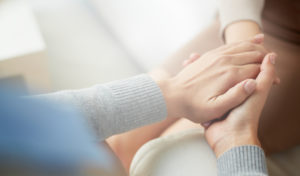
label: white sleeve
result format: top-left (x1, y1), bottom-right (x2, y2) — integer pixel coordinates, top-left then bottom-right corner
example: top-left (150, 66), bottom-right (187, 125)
top-left (218, 0), bottom-right (265, 34)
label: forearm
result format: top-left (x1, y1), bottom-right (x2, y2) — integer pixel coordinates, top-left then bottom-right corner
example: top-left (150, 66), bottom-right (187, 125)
top-left (225, 21), bottom-right (261, 44)
top-left (37, 74), bottom-right (167, 140)
top-left (218, 0), bottom-right (265, 43)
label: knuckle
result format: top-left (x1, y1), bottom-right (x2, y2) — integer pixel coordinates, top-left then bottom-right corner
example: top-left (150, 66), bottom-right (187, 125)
top-left (222, 67), bottom-right (238, 82)
top-left (216, 55), bottom-right (231, 64)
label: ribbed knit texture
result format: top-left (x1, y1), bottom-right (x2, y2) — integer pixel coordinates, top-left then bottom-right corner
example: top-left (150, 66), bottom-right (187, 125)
top-left (218, 0), bottom-right (265, 37)
top-left (39, 74), bottom-right (167, 141)
top-left (217, 145), bottom-right (268, 176)
top-left (103, 74), bottom-right (167, 138)
top-left (39, 75), bottom-right (269, 175)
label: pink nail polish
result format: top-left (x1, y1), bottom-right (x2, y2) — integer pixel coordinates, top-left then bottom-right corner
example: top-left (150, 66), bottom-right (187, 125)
top-left (269, 54), bottom-right (276, 64)
top-left (244, 80), bottom-right (257, 94)
top-left (254, 34), bottom-right (264, 42)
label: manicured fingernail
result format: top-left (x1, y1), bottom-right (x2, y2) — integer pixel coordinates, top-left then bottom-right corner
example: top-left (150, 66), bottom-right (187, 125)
top-left (274, 77), bottom-right (281, 85)
top-left (202, 122), bottom-right (211, 128)
top-left (269, 53), bottom-right (276, 64)
top-left (254, 34), bottom-right (264, 42)
top-left (244, 80), bottom-right (257, 94)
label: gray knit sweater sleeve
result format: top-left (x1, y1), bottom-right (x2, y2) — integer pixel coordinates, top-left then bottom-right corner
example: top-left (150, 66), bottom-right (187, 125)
top-left (39, 74), bottom-right (167, 140)
top-left (217, 145), bottom-right (268, 176)
top-left (39, 74), bottom-right (268, 175)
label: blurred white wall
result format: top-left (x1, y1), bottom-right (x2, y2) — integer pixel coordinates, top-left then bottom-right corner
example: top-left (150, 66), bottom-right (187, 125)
top-left (89, 0), bottom-right (217, 70)
top-left (20, 0), bottom-right (217, 90)
top-left (23, 0), bottom-right (141, 90)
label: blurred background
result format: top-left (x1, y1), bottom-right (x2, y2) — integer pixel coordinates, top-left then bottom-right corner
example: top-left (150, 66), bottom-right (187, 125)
top-left (0, 0), bottom-right (217, 93)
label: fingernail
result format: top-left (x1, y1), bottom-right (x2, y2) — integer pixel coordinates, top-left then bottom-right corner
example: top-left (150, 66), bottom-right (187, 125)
top-left (244, 80), bottom-right (257, 94)
top-left (269, 53), bottom-right (276, 64)
top-left (254, 34), bottom-right (264, 42)
top-left (274, 77), bottom-right (281, 85)
top-left (202, 121), bottom-right (211, 128)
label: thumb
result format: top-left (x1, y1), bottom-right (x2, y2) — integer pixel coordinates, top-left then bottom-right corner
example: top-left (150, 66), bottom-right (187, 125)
top-left (212, 79), bottom-right (257, 118)
top-left (256, 53), bottom-right (277, 90)
top-left (230, 52), bottom-right (278, 119)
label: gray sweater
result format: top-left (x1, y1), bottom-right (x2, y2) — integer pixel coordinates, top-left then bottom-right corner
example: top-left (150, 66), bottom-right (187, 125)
top-left (42, 74), bottom-right (268, 176)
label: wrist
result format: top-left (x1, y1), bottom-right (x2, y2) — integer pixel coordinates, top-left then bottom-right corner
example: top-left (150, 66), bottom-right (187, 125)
top-left (225, 21), bottom-right (261, 44)
top-left (149, 73), bottom-right (183, 118)
top-left (214, 130), bottom-right (260, 158)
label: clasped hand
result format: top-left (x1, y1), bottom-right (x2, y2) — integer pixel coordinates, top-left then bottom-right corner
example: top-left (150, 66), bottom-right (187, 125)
top-left (152, 34), bottom-right (279, 156)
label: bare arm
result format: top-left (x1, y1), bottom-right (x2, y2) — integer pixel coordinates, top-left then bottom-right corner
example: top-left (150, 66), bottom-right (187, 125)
top-left (225, 21), bottom-right (261, 43)
top-left (218, 0), bottom-right (265, 43)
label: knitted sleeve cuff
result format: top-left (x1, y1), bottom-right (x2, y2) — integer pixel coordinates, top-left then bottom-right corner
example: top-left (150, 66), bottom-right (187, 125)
top-left (102, 74), bottom-right (167, 137)
top-left (217, 145), bottom-right (268, 176)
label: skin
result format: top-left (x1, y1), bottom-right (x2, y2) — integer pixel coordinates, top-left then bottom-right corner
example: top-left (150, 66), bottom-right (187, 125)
top-left (175, 42), bottom-right (280, 157)
top-left (205, 53), bottom-right (277, 157)
top-left (162, 19), bottom-right (300, 155)
top-left (102, 19), bottom-right (296, 174)
top-left (154, 38), bottom-right (269, 124)
top-left (225, 21), bottom-right (261, 44)
top-left (172, 49), bottom-right (279, 157)
top-left (107, 36), bottom-right (269, 172)
top-left (104, 51), bottom-right (276, 175)
top-left (106, 22), bottom-right (283, 172)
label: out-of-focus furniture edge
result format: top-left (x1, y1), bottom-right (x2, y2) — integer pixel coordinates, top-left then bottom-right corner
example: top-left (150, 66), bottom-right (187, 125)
top-left (0, 51), bottom-right (51, 93)
top-left (0, 0), bottom-right (51, 94)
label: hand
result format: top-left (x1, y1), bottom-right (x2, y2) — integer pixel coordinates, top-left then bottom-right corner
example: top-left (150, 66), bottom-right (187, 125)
top-left (152, 34), bottom-right (268, 123)
top-left (204, 53), bottom-right (279, 157)
top-left (183, 36), bottom-right (280, 88)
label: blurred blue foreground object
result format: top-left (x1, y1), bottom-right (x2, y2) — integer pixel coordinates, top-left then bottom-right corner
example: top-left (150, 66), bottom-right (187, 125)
top-left (0, 89), bottom-right (123, 176)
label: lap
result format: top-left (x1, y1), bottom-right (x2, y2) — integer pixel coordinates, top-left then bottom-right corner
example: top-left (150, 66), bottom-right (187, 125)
top-left (130, 129), bottom-right (217, 176)
top-left (131, 129), bottom-right (300, 176)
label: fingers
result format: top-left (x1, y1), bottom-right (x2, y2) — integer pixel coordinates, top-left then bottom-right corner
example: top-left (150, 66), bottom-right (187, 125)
top-left (190, 53), bottom-right (200, 61)
top-left (237, 53), bottom-right (278, 115)
top-left (211, 53), bottom-right (277, 121)
top-left (230, 51), bottom-right (264, 65)
top-left (185, 34), bottom-right (266, 67)
top-left (212, 79), bottom-right (257, 119)
top-left (219, 34), bottom-right (267, 55)
top-left (224, 41), bottom-right (268, 55)
top-left (223, 64), bottom-right (260, 88)
top-left (250, 34), bottom-right (265, 44)
top-left (236, 64), bottom-right (261, 81)
top-left (216, 33), bottom-right (263, 51)
top-left (256, 53), bottom-right (277, 90)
